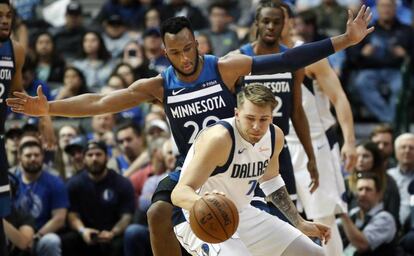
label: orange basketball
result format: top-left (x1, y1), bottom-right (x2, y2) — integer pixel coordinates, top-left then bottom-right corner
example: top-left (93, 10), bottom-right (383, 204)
top-left (189, 194), bottom-right (239, 243)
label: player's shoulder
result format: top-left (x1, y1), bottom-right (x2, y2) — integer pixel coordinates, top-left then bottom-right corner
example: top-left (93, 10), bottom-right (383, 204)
top-left (198, 123), bottom-right (233, 146)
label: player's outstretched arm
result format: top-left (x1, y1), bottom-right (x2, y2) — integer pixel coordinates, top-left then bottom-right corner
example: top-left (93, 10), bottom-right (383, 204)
top-left (171, 125), bottom-right (231, 211)
top-left (6, 77), bottom-right (163, 117)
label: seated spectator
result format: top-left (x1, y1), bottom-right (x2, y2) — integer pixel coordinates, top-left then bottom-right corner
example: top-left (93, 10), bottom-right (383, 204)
top-left (62, 140), bottom-right (135, 256)
top-left (196, 33), bottom-right (213, 55)
top-left (142, 28), bottom-right (169, 73)
top-left (53, 125), bottom-right (79, 180)
top-left (102, 14), bottom-right (134, 60)
top-left (399, 180), bottom-right (414, 254)
top-left (72, 31), bottom-right (117, 92)
top-left (14, 140), bottom-right (69, 256)
top-left (120, 42), bottom-right (158, 79)
top-left (199, 1), bottom-right (240, 57)
top-left (4, 172), bottom-right (35, 256)
top-left (5, 127), bottom-right (23, 169)
top-left (388, 133), bottom-right (414, 228)
top-left (107, 122), bottom-right (145, 175)
top-left (51, 66), bottom-right (89, 101)
top-left (86, 113), bottom-right (118, 157)
top-left (348, 0), bottom-right (413, 122)
top-left (346, 141), bottom-right (400, 225)
top-left (124, 137), bottom-right (170, 256)
top-left (64, 136), bottom-right (87, 175)
top-left (50, 1), bottom-right (86, 62)
top-left (22, 55), bottom-right (52, 100)
top-left (369, 123), bottom-right (396, 168)
top-left (144, 7), bottom-right (161, 30)
top-left (340, 172), bottom-right (397, 255)
top-left (31, 31), bottom-right (66, 84)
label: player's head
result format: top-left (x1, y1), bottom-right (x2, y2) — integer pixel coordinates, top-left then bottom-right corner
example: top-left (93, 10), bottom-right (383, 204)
top-left (0, 0), bottom-right (12, 41)
top-left (255, 0), bottom-right (284, 46)
top-left (161, 16), bottom-right (199, 77)
top-left (235, 84), bottom-right (276, 144)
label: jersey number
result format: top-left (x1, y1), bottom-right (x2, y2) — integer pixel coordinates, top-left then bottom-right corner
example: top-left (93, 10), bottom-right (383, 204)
top-left (246, 180), bottom-right (258, 195)
top-left (273, 96), bottom-right (282, 117)
top-left (184, 115), bottom-right (220, 144)
top-left (0, 83), bottom-right (5, 103)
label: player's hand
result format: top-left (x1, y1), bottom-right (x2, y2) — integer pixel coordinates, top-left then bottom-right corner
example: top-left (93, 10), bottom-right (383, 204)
top-left (341, 142), bottom-right (357, 172)
top-left (297, 220), bottom-right (331, 245)
top-left (345, 5), bottom-right (375, 46)
top-left (6, 86), bottom-right (49, 116)
top-left (307, 158), bottom-right (319, 193)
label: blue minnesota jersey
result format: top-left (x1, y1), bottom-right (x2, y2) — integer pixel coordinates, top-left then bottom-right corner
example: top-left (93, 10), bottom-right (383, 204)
top-left (0, 39), bottom-right (15, 134)
top-left (240, 44), bottom-right (294, 135)
top-left (162, 55), bottom-right (236, 156)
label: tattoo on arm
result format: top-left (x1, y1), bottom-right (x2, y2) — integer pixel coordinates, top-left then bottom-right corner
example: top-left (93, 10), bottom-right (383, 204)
top-left (267, 186), bottom-right (302, 227)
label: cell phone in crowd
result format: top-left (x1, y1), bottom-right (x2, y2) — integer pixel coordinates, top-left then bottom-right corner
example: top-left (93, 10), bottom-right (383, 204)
top-left (128, 49), bottom-right (136, 57)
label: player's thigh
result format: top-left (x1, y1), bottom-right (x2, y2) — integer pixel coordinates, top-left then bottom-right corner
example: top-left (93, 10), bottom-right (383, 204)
top-left (174, 221), bottom-right (252, 256)
top-left (238, 207), bottom-right (301, 256)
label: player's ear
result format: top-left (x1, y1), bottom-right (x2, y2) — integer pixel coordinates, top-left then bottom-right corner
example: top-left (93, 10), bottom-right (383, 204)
top-left (234, 108), bottom-right (239, 118)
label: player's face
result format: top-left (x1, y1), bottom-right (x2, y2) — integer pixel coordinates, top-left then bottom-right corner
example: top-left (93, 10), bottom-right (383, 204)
top-left (235, 99), bottom-right (273, 144)
top-left (164, 28), bottom-right (199, 77)
top-left (256, 7), bottom-right (284, 46)
top-left (355, 145), bottom-right (374, 172)
top-left (0, 4), bottom-right (12, 41)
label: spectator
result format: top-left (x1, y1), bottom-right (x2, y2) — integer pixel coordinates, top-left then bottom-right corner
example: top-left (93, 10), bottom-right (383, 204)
top-left (159, 0), bottom-right (208, 30)
top-left (388, 133), bottom-right (414, 228)
top-left (199, 1), bottom-right (239, 57)
top-left (400, 179), bottom-right (414, 254)
top-left (102, 14), bottom-right (134, 60)
top-left (310, 0), bottom-right (348, 37)
top-left (196, 33), bottom-right (213, 55)
top-left (51, 1), bottom-right (86, 62)
top-left (4, 127), bottom-right (23, 169)
top-left (123, 137), bottom-right (170, 256)
top-left (72, 31), bottom-right (117, 92)
top-left (144, 7), bottom-right (161, 30)
top-left (31, 31), bottom-right (66, 84)
top-left (107, 122), bottom-right (145, 175)
top-left (120, 43), bottom-right (158, 79)
top-left (142, 28), bottom-right (169, 73)
top-left (85, 113), bottom-right (118, 157)
top-left (340, 172), bottom-right (397, 255)
top-left (369, 123), bottom-right (396, 168)
top-left (346, 141), bottom-right (400, 225)
top-left (62, 140), bottom-right (135, 256)
top-left (53, 125), bottom-right (79, 180)
top-left (14, 140), bottom-right (69, 256)
top-left (64, 136), bottom-right (87, 175)
top-left (349, 0), bottom-right (413, 122)
top-left (22, 55), bottom-right (52, 100)
top-left (51, 66), bottom-right (89, 101)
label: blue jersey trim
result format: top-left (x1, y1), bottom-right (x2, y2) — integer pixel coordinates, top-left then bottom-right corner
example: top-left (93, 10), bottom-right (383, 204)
top-left (211, 121), bottom-right (235, 177)
top-left (270, 124), bottom-right (276, 159)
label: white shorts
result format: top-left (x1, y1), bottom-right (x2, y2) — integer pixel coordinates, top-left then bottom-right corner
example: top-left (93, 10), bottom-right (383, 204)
top-left (288, 135), bottom-right (347, 219)
top-left (174, 206), bottom-right (302, 256)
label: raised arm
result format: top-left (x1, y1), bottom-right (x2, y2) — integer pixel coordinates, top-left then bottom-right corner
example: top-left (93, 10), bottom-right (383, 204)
top-left (307, 59), bottom-right (356, 171)
top-left (7, 76), bottom-right (164, 117)
top-left (219, 5), bottom-right (373, 89)
top-left (171, 125), bottom-right (231, 211)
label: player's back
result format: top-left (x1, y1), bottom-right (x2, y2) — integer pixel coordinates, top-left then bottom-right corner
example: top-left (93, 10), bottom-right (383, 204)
top-left (240, 43), bottom-right (294, 135)
top-left (162, 55), bottom-right (236, 157)
top-left (0, 39), bottom-right (15, 133)
top-left (180, 118), bottom-right (276, 211)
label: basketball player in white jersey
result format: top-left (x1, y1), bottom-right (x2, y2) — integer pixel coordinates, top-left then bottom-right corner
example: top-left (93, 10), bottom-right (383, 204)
top-left (280, 5), bottom-right (357, 256)
top-left (171, 84), bottom-right (330, 256)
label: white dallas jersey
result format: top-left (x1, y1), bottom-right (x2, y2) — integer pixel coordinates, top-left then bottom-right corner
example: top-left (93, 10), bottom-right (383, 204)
top-left (180, 117), bottom-right (276, 210)
top-left (286, 41), bottom-right (336, 141)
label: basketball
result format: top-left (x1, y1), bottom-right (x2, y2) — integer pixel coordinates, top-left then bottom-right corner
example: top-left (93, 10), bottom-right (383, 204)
top-left (189, 194), bottom-right (239, 243)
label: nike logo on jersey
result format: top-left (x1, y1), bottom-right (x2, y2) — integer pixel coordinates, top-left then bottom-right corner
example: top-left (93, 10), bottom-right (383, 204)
top-left (238, 148), bottom-right (247, 154)
top-left (317, 144), bottom-right (325, 150)
top-left (172, 88), bottom-right (185, 95)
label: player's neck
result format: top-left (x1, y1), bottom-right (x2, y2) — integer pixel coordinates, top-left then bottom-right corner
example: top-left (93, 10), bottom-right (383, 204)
top-left (253, 40), bottom-right (280, 55)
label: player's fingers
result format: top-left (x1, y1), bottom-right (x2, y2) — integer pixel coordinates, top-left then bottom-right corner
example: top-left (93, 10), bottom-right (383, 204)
top-left (356, 5), bottom-right (366, 20)
top-left (12, 91), bottom-right (29, 98)
top-left (347, 10), bottom-right (353, 24)
top-left (37, 85), bottom-right (44, 97)
top-left (10, 107), bottom-right (25, 114)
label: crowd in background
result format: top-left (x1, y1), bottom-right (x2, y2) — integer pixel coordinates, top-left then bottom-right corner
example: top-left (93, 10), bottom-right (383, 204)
top-left (3, 0), bottom-right (414, 255)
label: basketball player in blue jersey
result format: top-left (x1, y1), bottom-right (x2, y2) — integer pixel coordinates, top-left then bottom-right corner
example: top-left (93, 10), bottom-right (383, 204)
top-left (231, 1), bottom-right (318, 217)
top-left (7, 8), bottom-right (373, 255)
top-left (172, 84), bottom-right (329, 256)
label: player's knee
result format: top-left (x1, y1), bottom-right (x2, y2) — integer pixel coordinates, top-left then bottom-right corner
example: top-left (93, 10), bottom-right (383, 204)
top-left (147, 201), bottom-right (173, 227)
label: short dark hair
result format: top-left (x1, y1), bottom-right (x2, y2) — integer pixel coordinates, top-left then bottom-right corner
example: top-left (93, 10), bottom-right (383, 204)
top-left (18, 141), bottom-right (42, 155)
top-left (255, 0), bottom-right (284, 21)
top-left (369, 124), bottom-right (393, 139)
top-left (208, 1), bottom-right (231, 14)
top-left (0, 0), bottom-right (10, 5)
top-left (115, 122), bottom-right (142, 138)
top-left (160, 16), bottom-right (194, 42)
top-left (356, 171), bottom-right (382, 193)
